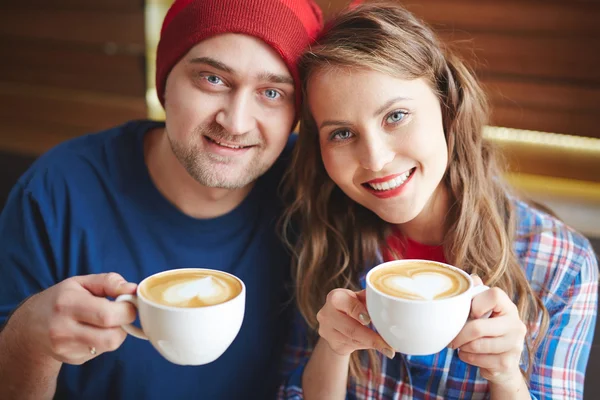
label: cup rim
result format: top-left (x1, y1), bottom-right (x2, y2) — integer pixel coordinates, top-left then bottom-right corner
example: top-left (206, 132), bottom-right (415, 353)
top-left (366, 259), bottom-right (474, 304)
top-left (136, 268), bottom-right (246, 311)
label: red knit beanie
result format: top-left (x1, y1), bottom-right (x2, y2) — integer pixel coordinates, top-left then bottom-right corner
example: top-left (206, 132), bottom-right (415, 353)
top-left (156, 0), bottom-right (323, 110)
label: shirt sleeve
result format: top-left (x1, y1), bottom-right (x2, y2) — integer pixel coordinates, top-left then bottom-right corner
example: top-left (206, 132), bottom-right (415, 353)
top-left (0, 182), bottom-right (59, 327)
top-left (529, 243), bottom-right (598, 399)
top-left (277, 308), bottom-right (315, 399)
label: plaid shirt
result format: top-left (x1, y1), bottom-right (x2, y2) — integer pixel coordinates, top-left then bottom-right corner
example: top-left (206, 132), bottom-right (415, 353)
top-left (278, 200), bottom-right (598, 399)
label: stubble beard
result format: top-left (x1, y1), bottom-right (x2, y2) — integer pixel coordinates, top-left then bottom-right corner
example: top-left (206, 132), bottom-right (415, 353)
top-left (169, 122), bottom-right (269, 189)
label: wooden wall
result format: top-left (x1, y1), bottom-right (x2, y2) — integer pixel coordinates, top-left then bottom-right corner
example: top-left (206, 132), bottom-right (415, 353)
top-left (0, 0), bottom-right (598, 155)
top-left (0, 0), bottom-right (147, 155)
top-left (315, 0), bottom-right (600, 139)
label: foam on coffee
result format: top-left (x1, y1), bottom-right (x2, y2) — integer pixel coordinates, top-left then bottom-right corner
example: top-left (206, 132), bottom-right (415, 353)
top-left (369, 261), bottom-right (469, 301)
top-left (140, 270), bottom-right (242, 308)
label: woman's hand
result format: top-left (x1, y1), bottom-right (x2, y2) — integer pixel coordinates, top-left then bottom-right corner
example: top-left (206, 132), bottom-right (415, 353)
top-left (317, 288), bottom-right (395, 359)
top-left (450, 276), bottom-right (527, 390)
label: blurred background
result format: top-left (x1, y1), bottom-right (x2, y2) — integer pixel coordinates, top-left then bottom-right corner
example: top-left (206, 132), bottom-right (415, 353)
top-left (0, 0), bottom-right (598, 396)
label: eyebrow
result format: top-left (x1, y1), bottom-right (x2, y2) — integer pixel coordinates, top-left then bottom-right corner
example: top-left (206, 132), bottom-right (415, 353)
top-left (188, 57), bottom-right (233, 73)
top-left (188, 56), bottom-right (293, 85)
top-left (319, 119), bottom-right (353, 129)
top-left (319, 96), bottom-right (415, 129)
top-left (373, 96), bottom-right (414, 117)
top-left (257, 72), bottom-right (294, 86)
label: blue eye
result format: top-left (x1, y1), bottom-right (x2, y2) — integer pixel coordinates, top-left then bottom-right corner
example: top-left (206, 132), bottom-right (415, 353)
top-left (264, 89), bottom-right (281, 99)
top-left (205, 75), bottom-right (223, 85)
top-left (331, 129), bottom-right (354, 141)
top-left (386, 111), bottom-right (407, 124)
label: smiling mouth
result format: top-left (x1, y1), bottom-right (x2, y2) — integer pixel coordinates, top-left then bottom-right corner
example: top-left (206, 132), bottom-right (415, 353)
top-left (363, 168), bottom-right (416, 191)
top-left (205, 136), bottom-right (253, 149)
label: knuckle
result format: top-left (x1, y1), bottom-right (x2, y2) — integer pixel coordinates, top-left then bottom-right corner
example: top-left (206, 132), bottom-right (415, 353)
top-left (489, 287), bottom-right (505, 301)
top-left (53, 295), bottom-right (72, 315)
top-left (515, 337), bottom-right (525, 351)
top-left (95, 309), bottom-right (113, 327)
top-left (48, 336), bottom-right (69, 356)
top-left (343, 325), bottom-right (356, 338)
top-left (499, 357), bottom-right (513, 371)
top-left (62, 276), bottom-right (79, 287)
top-left (471, 339), bottom-right (483, 353)
top-left (316, 310), bottom-right (325, 324)
top-left (317, 326), bottom-right (326, 338)
top-left (327, 289), bottom-right (344, 306)
top-left (104, 272), bottom-right (123, 286)
top-left (470, 321), bottom-right (485, 338)
top-left (519, 322), bottom-right (527, 337)
top-left (47, 323), bottom-right (67, 344)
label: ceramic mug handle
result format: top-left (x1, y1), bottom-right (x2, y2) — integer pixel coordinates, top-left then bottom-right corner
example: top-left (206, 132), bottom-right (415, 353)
top-left (115, 294), bottom-right (148, 340)
top-left (468, 284), bottom-right (492, 319)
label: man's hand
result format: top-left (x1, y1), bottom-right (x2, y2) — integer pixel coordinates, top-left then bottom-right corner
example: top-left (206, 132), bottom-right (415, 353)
top-left (15, 272), bottom-right (137, 364)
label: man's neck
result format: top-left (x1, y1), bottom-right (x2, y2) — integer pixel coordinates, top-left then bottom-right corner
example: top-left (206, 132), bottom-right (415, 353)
top-left (144, 127), bottom-right (254, 219)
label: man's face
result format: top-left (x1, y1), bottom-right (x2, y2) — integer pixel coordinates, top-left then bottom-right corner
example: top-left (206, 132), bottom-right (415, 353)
top-left (163, 33), bottom-right (296, 189)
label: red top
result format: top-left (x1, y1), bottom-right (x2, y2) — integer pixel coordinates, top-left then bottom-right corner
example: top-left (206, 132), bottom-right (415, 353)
top-left (383, 227), bottom-right (446, 263)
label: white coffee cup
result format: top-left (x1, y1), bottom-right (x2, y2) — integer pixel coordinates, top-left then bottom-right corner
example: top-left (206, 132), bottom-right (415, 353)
top-left (115, 268), bottom-right (245, 365)
top-left (366, 260), bottom-right (488, 356)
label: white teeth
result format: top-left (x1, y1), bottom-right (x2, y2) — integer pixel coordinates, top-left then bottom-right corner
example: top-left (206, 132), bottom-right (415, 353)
top-left (367, 169), bottom-right (413, 191)
top-left (208, 137), bottom-right (245, 149)
top-left (217, 141), bottom-right (243, 149)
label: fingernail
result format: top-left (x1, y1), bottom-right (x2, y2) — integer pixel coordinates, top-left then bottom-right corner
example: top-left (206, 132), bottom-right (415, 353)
top-left (358, 313), bottom-right (371, 325)
top-left (380, 348), bottom-right (395, 359)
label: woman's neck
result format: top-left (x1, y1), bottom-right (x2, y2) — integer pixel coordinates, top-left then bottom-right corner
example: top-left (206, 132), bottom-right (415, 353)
top-left (395, 184), bottom-right (452, 246)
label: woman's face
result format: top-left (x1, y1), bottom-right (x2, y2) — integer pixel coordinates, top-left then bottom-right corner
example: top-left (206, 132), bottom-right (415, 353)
top-left (307, 68), bottom-right (448, 225)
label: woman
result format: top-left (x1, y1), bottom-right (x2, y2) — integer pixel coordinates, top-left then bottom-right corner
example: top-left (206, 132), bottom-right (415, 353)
top-left (279, 2), bottom-right (598, 399)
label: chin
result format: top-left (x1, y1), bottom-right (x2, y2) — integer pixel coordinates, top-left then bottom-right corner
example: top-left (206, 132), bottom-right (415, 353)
top-left (373, 207), bottom-right (422, 225)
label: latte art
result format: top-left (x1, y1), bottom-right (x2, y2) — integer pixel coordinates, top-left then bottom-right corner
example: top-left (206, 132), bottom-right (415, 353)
top-left (141, 270), bottom-right (242, 308)
top-left (369, 262), bottom-right (469, 300)
top-left (162, 277), bottom-right (224, 305)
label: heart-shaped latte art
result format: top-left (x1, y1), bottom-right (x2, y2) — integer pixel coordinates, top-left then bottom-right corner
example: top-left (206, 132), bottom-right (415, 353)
top-left (387, 273), bottom-right (453, 300)
top-left (163, 277), bottom-right (221, 304)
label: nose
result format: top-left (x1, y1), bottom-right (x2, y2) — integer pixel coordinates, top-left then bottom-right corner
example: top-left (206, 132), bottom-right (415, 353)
top-left (215, 91), bottom-right (256, 135)
top-left (358, 132), bottom-right (395, 172)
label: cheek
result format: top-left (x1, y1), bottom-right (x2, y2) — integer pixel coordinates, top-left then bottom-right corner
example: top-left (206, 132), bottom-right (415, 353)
top-left (321, 147), bottom-right (354, 188)
top-left (274, 111), bottom-right (296, 137)
top-left (259, 105), bottom-right (295, 140)
top-left (410, 119), bottom-right (448, 166)
top-left (261, 117), bottom-right (294, 156)
top-left (165, 88), bottom-right (200, 135)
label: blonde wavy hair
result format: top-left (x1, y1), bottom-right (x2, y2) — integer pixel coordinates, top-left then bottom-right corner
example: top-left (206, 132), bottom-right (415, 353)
top-left (281, 0), bottom-right (549, 384)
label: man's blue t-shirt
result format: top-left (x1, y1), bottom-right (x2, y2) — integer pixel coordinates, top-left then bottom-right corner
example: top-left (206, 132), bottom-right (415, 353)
top-left (0, 120), bottom-right (295, 399)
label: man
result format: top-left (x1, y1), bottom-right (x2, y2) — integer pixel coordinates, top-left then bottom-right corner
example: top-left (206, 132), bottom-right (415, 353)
top-left (0, 0), bottom-right (322, 398)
